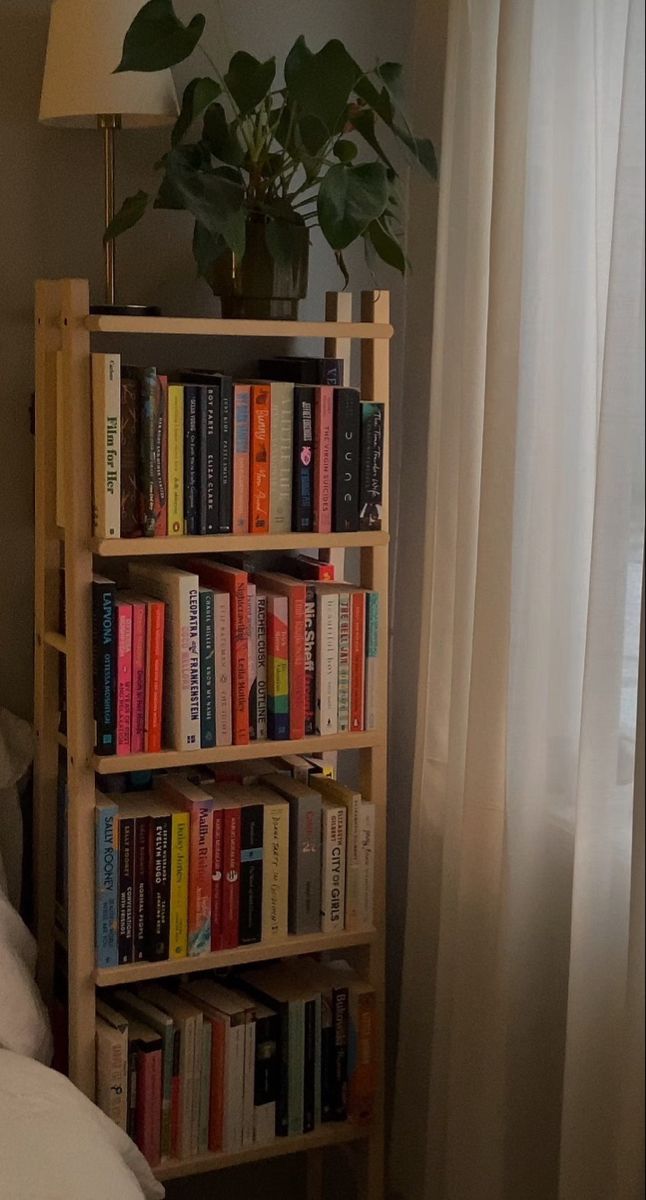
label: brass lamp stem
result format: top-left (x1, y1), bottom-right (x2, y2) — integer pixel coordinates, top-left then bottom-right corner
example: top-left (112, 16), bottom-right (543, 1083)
top-left (98, 114), bottom-right (121, 306)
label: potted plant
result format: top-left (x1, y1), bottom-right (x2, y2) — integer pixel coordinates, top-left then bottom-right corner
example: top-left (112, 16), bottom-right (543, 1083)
top-left (107, 0), bottom-right (437, 318)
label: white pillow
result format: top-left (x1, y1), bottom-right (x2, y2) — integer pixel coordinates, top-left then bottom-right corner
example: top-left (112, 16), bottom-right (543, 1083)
top-left (0, 1050), bottom-right (165, 1200)
top-left (0, 871), bottom-right (52, 1062)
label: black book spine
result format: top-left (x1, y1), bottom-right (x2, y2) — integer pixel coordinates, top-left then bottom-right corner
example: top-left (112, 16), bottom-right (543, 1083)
top-left (332, 388), bottom-right (361, 532)
top-left (302, 997), bottom-right (316, 1133)
top-left (239, 803), bottom-right (263, 944)
top-left (218, 375), bottom-right (233, 533)
top-left (184, 386), bottom-right (199, 535)
top-left (292, 387), bottom-right (314, 533)
top-left (359, 402), bottom-right (384, 531)
top-left (332, 985), bottom-right (349, 1120)
top-left (133, 817), bottom-right (147, 962)
top-left (258, 358), bottom-right (343, 385)
top-left (199, 588), bottom-right (216, 749)
top-left (146, 813), bottom-right (171, 960)
top-left (254, 1012), bottom-right (279, 1108)
top-left (304, 584), bottom-right (317, 736)
top-left (202, 383), bottom-right (219, 535)
top-left (320, 359), bottom-right (343, 386)
top-left (92, 578), bottom-right (117, 755)
top-left (118, 815), bottom-right (134, 964)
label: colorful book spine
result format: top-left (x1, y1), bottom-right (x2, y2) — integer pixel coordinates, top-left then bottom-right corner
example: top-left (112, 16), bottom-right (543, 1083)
top-left (292, 553), bottom-right (336, 581)
top-left (92, 576), bottom-right (117, 755)
top-left (133, 817), bottom-right (148, 961)
top-left (136, 1042), bottom-right (163, 1166)
top-left (170, 811), bottom-right (190, 959)
top-left (91, 353), bottom-right (121, 538)
top-left (350, 591), bottom-right (366, 732)
top-left (359, 402), bottom-right (384, 531)
top-left (115, 600), bottom-right (133, 756)
top-left (139, 368), bottom-right (167, 537)
top-left (130, 600), bottom-right (146, 754)
top-left (315, 589), bottom-right (339, 735)
top-left (185, 797), bottom-right (214, 956)
top-left (120, 370), bottom-right (141, 537)
top-left (314, 386), bottom-right (333, 534)
top-left (144, 599), bottom-right (165, 754)
top-left (146, 812), bottom-right (171, 961)
top-left (219, 375), bottom-right (233, 533)
top-left (292, 387), bottom-right (314, 532)
top-left (304, 585), bottom-right (317, 736)
top-left (167, 383), bottom-right (184, 535)
top-left (186, 560), bottom-right (249, 747)
top-left (347, 985), bottom-right (377, 1124)
top-left (266, 593), bottom-right (289, 740)
top-left (337, 591), bottom-right (351, 733)
top-left (183, 385), bottom-right (199, 535)
top-left (331, 985), bottom-right (349, 1120)
top-left (364, 591), bottom-right (379, 731)
top-left (260, 796), bottom-right (289, 942)
top-left (221, 805), bottom-right (241, 949)
top-left (118, 814), bottom-right (134, 964)
top-left (268, 381), bottom-right (294, 534)
top-left (254, 574), bottom-right (306, 741)
top-left (249, 383), bottom-right (271, 533)
top-left (239, 801), bottom-right (264, 945)
top-left (214, 591), bottom-right (233, 747)
top-left (232, 383), bottom-right (251, 533)
top-left (332, 387), bottom-right (361, 532)
top-left (199, 588), bottom-right (216, 749)
top-left (201, 382), bottom-right (219, 535)
top-left (247, 584), bottom-right (258, 740)
top-left (95, 799), bottom-right (119, 967)
top-left (211, 807), bottom-right (224, 951)
top-left (256, 592), bottom-right (268, 742)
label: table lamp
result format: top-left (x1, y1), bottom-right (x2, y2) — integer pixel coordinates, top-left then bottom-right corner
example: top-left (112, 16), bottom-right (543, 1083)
top-left (40, 0), bottom-right (179, 313)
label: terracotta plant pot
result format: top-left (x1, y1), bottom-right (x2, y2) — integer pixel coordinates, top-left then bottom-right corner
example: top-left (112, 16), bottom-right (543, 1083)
top-left (208, 214), bottom-right (310, 320)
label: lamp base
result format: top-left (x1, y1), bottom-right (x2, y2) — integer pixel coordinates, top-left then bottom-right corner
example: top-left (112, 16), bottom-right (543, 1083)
top-left (90, 303), bottom-right (161, 317)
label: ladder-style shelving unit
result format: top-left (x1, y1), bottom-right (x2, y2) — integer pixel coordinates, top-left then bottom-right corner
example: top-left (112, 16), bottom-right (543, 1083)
top-left (33, 278), bottom-right (391, 1198)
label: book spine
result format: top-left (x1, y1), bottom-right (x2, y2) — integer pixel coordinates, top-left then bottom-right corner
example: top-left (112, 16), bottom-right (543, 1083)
top-left (247, 585), bottom-right (258, 740)
top-left (223, 1024), bottom-right (245, 1152)
top-left (250, 384), bottom-right (271, 533)
top-left (221, 806), bottom-right (241, 949)
top-left (167, 383), bottom-right (184, 535)
top-left (347, 988), bottom-right (377, 1124)
top-left (232, 383), bottom-right (251, 533)
top-left (146, 814), bottom-right (171, 960)
top-left (92, 578), bottom-right (117, 755)
top-left (139, 368), bottom-right (167, 537)
top-left (315, 591), bottom-right (339, 735)
top-left (202, 383), bottom-right (219, 535)
top-left (359, 802), bottom-right (375, 928)
top-left (92, 353), bottom-right (121, 538)
top-left (208, 1017), bottom-right (226, 1152)
top-left (253, 1013), bottom-right (278, 1145)
top-left (183, 385), bottom-right (199, 535)
top-left (133, 817), bottom-right (148, 961)
top-left (261, 801), bottom-right (289, 941)
top-left (314, 386), bottom-right (333, 534)
top-left (187, 803), bottom-right (213, 956)
top-left (256, 592), bottom-right (268, 741)
top-left (130, 601), bottom-right (146, 754)
top-left (218, 376), bottom-right (233, 533)
top-left (211, 808), bottom-right (224, 951)
top-left (275, 1004), bottom-right (289, 1136)
top-left (337, 592), bottom-right (351, 733)
top-left (287, 1001), bottom-right (304, 1137)
top-left (169, 811), bottom-right (189, 959)
top-left (344, 794), bottom-right (362, 933)
top-left (269, 382), bottom-right (294, 534)
top-left (359, 402), bottom-right (384, 531)
top-left (239, 803), bottom-right (263, 945)
top-left (292, 388), bottom-right (314, 533)
top-left (199, 1020), bottom-right (212, 1153)
top-left (214, 592), bottom-right (233, 746)
top-left (118, 815), bottom-right (134, 964)
top-left (350, 591), bottom-right (366, 731)
top-left (289, 793), bottom-right (322, 935)
top-left (293, 553), bottom-right (336, 581)
top-left (230, 577), bottom-right (250, 746)
top-left (243, 1020), bottom-right (256, 1147)
top-left (158, 1024), bottom-right (174, 1159)
top-left (304, 585), bottom-right (317, 736)
top-left (186, 580), bottom-right (201, 749)
top-left (303, 997), bottom-right (316, 1132)
top-left (332, 986), bottom-right (349, 1120)
top-left (333, 388), bottom-right (361, 532)
top-left (144, 599), bottom-right (165, 754)
top-left (266, 593), bottom-right (289, 740)
top-left (199, 589), bottom-right (216, 749)
top-left (287, 586), bottom-right (306, 741)
top-left (364, 591), bottom-right (379, 730)
top-left (136, 1046), bottom-right (163, 1166)
top-left (95, 1020), bottom-right (128, 1130)
top-left (190, 1018), bottom-right (202, 1156)
top-left (95, 802), bottom-right (119, 968)
top-left (120, 373), bottom-right (141, 537)
top-left (127, 1040), bottom-right (137, 1139)
top-left (116, 601), bottom-right (133, 756)
top-left (320, 989), bottom-right (334, 1122)
top-left (321, 804), bottom-right (346, 933)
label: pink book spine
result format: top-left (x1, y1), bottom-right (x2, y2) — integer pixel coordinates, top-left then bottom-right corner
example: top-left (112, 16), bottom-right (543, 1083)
top-left (136, 1047), bottom-right (162, 1167)
top-left (233, 383), bottom-right (251, 533)
top-left (116, 601), bottom-right (133, 756)
top-left (314, 386), bottom-right (333, 534)
top-left (130, 601), bottom-right (147, 753)
top-left (211, 807), bottom-right (224, 951)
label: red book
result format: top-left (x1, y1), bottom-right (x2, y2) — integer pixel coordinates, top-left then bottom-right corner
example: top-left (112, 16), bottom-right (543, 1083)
top-left (208, 1015), bottom-right (226, 1152)
top-left (221, 801), bottom-right (240, 949)
top-left (159, 775), bottom-right (214, 956)
top-left (350, 589), bottom-right (367, 732)
top-left (186, 559), bottom-right (249, 746)
top-left (211, 807), bottom-right (224, 951)
top-left (233, 383), bottom-right (251, 534)
top-left (291, 553), bottom-right (336, 581)
top-left (130, 599), bottom-right (146, 754)
top-left (135, 1037), bottom-right (163, 1167)
top-left (249, 383), bottom-right (271, 534)
top-left (254, 572), bottom-right (306, 740)
top-left (171, 1068), bottom-right (181, 1159)
top-left (313, 386), bottom-right (333, 534)
top-left (115, 599), bottom-right (133, 755)
top-left (144, 598), bottom-right (165, 753)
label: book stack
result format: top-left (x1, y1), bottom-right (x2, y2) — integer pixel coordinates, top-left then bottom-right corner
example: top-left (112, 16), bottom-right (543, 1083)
top-left (95, 759), bottom-right (375, 969)
top-left (91, 354), bottom-right (384, 540)
top-left (95, 957), bottom-right (377, 1166)
top-left (92, 557), bottom-right (380, 755)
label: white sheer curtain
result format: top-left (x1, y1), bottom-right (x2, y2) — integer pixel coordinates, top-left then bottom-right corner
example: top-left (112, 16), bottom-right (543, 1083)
top-left (391, 0), bottom-right (645, 1197)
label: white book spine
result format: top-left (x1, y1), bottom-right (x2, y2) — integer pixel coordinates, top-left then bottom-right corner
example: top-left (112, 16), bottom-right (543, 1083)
top-left (95, 1019), bottom-right (128, 1130)
top-left (269, 382), bottom-right (294, 533)
top-left (261, 799), bottom-right (289, 941)
top-left (254, 1101), bottom-right (276, 1145)
top-left (256, 592), bottom-right (268, 741)
top-left (321, 803), bottom-right (346, 932)
top-left (344, 792), bottom-right (362, 931)
top-left (223, 1023), bottom-right (245, 1152)
top-left (247, 583), bottom-right (257, 739)
top-left (364, 591), bottom-right (379, 730)
top-left (337, 591), bottom-right (351, 732)
top-left (198, 1020), bottom-right (212, 1154)
top-left (91, 352), bottom-right (121, 538)
top-left (359, 801), bottom-right (375, 928)
top-left (214, 590), bottom-right (232, 746)
top-left (315, 591), bottom-right (339, 735)
top-left (243, 1020), bottom-right (256, 1147)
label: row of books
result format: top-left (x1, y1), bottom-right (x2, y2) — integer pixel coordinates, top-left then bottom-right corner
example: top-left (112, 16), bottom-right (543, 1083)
top-left (96, 757), bottom-right (374, 968)
top-left (91, 352), bottom-right (385, 540)
top-left (96, 957), bottom-right (376, 1166)
top-left (92, 555), bottom-right (379, 756)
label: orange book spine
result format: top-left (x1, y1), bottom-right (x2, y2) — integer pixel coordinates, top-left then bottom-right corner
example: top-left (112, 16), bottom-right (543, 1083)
top-left (208, 1017), bottom-right (226, 1151)
top-left (144, 599), bottom-right (165, 753)
top-left (350, 591), bottom-right (366, 732)
top-left (348, 990), bottom-right (377, 1126)
top-left (249, 384), bottom-right (271, 534)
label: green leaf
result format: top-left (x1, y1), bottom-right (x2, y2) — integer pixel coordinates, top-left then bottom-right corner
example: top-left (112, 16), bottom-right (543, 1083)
top-left (298, 115), bottom-right (329, 156)
top-left (335, 250), bottom-right (350, 288)
top-left (353, 74), bottom-right (394, 125)
top-left (265, 216), bottom-right (307, 268)
top-left (366, 218), bottom-right (406, 272)
top-left (317, 161), bottom-right (388, 250)
top-left (172, 77), bottom-right (221, 145)
top-left (285, 38), bottom-right (361, 134)
top-left (104, 190), bottom-right (150, 241)
top-left (224, 51), bottom-right (276, 116)
top-left (284, 35), bottom-right (312, 87)
top-left (346, 108), bottom-right (396, 172)
top-left (192, 219), bottom-right (227, 278)
top-left (165, 149), bottom-right (246, 256)
top-left (376, 61), bottom-right (403, 101)
top-left (154, 141), bottom-right (210, 208)
top-left (393, 125), bottom-right (438, 178)
top-left (203, 103), bottom-right (245, 165)
top-left (333, 138), bottom-right (358, 163)
top-left (115, 0), bottom-right (205, 72)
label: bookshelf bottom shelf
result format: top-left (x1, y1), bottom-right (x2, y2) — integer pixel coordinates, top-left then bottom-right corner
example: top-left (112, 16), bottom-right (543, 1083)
top-left (154, 1123), bottom-right (370, 1181)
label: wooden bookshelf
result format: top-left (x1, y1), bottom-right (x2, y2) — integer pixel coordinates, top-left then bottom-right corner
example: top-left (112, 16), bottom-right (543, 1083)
top-left (34, 281), bottom-right (390, 1200)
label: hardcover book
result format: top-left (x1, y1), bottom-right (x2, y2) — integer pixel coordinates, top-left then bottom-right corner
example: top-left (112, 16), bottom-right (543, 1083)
top-left (143, 598), bottom-right (165, 754)
top-left (292, 387), bottom-right (315, 532)
top-left (213, 590), bottom-right (233, 746)
top-left (91, 353), bottom-right (120, 539)
top-left (256, 591), bottom-right (268, 741)
top-left (92, 574), bottom-right (117, 755)
top-left (359, 401), bottom-right (384, 531)
top-left (183, 384), bottom-right (199, 535)
top-left (167, 383), bottom-right (184, 536)
top-left (264, 774), bottom-right (322, 935)
top-left (256, 787), bottom-right (289, 942)
top-left (266, 593), bottom-right (289, 740)
top-left (313, 386), bottom-right (333, 534)
top-left (187, 560), bottom-right (249, 747)
top-left (120, 368), bottom-right (141, 537)
top-left (95, 796), bottom-right (119, 968)
top-left (232, 383), bottom-right (251, 533)
top-left (198, 587), bottom-right (216, 749)
top-left (268, 381), bottom-right (294, 534)
top-left (159, 775), bottom-right (214, 956)
top-left (249, 383), bottom-right (271, 534)
top-left (115, 599), bottom-right (133, 756)
top-left (364, 591), bottom-right (379, 730)
top-left (332, 387), bottom-right (361, 532)
top-left (139, 368), bottom-right (167, 537)
top-left (254, 572), bottom-right (306, 741)
top-left (321, 800), bottom-right (347, 933)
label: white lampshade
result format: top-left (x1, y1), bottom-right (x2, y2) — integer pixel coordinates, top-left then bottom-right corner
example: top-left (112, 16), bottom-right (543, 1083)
top-left (39, 0), bottom-right (179, 127)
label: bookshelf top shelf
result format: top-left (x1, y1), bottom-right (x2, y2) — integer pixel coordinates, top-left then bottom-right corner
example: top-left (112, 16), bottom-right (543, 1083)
top-left (85, 314), bottom-right (394, 339)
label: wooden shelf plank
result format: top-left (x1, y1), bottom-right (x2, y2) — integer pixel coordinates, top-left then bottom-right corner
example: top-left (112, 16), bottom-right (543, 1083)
top-left (43, 631), bottom-right (67, 654)
top-left (93, 729), bottom-right (384, 774)
top-left (86, 314), bottom-right (393, 340)
top-left (154, 1122), bottom-right (370, 1181)
top-left (95, 927), bottom-right (376, 987)
top-left (92, 530), bottom-right (389, 557)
